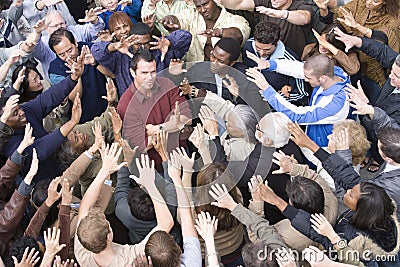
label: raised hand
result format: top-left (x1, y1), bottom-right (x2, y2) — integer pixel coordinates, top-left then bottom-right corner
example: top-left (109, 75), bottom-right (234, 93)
top-left (333, 128), bottom-right (349, 151)
top-left (158, 16), bottom-right (180, 32)
top-left (90, 121), bottom-right (104, 154)
top-left (69, 52), bottom-right (85, 81)
top-left (147, 0), bottom-right (161, 9)
top-left (310, 213), bottom-right (337, 239)
top-left (278, 85), bottom-right (292, 99)
top-left (256, 6), bottom-right (287, 19)
top-left (197, 28), bottom-right (223, 38)
top-left (44, 227), bottom-right (66, 256)
top-left (275, 247), bottom-right (297, 267)
top-left (131, 255), bottom-right (153, 267)
top-left (130, 154), bottom-right (156, 189)
top-left (312, 29), bottom-right (337, 56)
top-left (78, 7), bottom-right (105, 24)
top-left (17, 123), bottom-right (35, 154)
top-left (61, 178), bottom-right (73, 206)
top-left (152, 130), bottom-right (169, 160)
top-left (12, 247), bottom-right (40, 267)
top-left (1, 94), bottom-right (20, 123)
top-left (103, 78), bottom-right (117, 104)
top-left (13, 66), bottom-right (26, 91)
top-left (258, 181), bottom-right (278, 204)
top-left (189, 123), bottom-right (206, 149)
top-left (6, 49), bottom-right (25, 66)
top-left (169, 59), bottom-right (187, 76)
top-left (175, 147), bottom-right (195, 172)
top-left (142, 14), bottom-right (155, 29)
top-left (150, 33), bottom-right (171, 62)
top-left (82, 45), bottom-right (96, 65)
top-left (334, 27), bottom-right (362, 52)
top-left (46, 177), bottom-right (62, 206)
top-left (178, 77), bottom-right (192, 96)
top-left (246, 67), bottom-right (270, 90)
top-left (168, 150), bottom-right (182, 180)
top-left (100, 142), bottom-right (127, 174)
top-left (53, 256), bottom-right (77, 267)
top-left (41, 0), bottom-right (65, 7)
top-left (287, 122), bottom-right (317, 150)
top-left (120, 139), bottom-right (139, 167)
top-left (98, 30), bottom-right (114, 42)
top-left (194, 211), bottom-right (218, 241)
top-left (346, 80), bottom-right (369, 103)
top-left (199, 106), bottom-right (218, 136)
top-left (303, 246), bottom-right (332, 267)
top-left (70, 94), bottom-right (82, 124)
top-left (118, 0), bottom-right (132, 10)
top-left (24, 148), bottom-right (38, 185)
top-left (248, 175), bottom-right (263, 201)
top-left (272, 150), bottom-right (294, 174)
top-left (33, 18), bottom-right (48, 34)
top-left (337, 7), bottom-right (358, 28)
top-left (245, 51), bottom-right (270, 70)
top-left (110, 107), bottom-right (122, 143)
top-left (170, 101), bottom-right (185, 131)
top-left (223, 74), bottom-right (239, 97)
top-left (114, 35), bottom-right (137, 58)
top-left (209, 183), bottom-right (237, 211)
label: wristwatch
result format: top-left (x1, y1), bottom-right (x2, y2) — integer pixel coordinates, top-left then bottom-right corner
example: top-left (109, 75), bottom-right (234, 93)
top-left (333, 238), bottom-right (347, 249)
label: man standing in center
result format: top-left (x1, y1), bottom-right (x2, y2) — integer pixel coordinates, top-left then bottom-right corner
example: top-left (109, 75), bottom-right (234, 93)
top-left (118, 49), bottom-right (191, 172)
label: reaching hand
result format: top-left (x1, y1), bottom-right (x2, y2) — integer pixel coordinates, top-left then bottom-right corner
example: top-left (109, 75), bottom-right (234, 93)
top-left (152, 130), bottom-right (169, 160)
top-left (131, 255), bottom-right (153, 267)
top-left (24, 148), bottom-right (38, 185)
top-left (61, 178), bottom-right (73, 206)
top-left (170, 101), bottom-right (186, 131)
top-left (278, 85), bottom-right (292, 99)
top-left (310, 213), bottom-right (337, 239)
top-left (333, 27), bottom-right (362, 52)
top-left (209, 183), bottom-right (237, 211)
top-left (12, 247), bottom-right (40, 267)
top-left (197, 28), bottom-right (223, 38)
top-left (42, 0), bottom-right (65, 7)
top-left (68, 52), bottom-right (85, 81)
top-left (53, 256), bottom-right (78, 267)
top-left (195, 211), bottom-right (218, 242)
top-left (90, 121), bottom-right (104, 154)
top-left (346, 80), bottom-right (369, 103)
top-left (120, 139), bottom-right (138, 167)
top-left (44, 227), bottom-right (66, 256)
top-left (118, 0), bottom-right (132, 10)
top-left (287, 122), bottom-right (317, 150)
top-left (312, 29), bottom-right (337, 55)
top-left (1, 94), bottom-right (20, 123)
top-left (17, 123), bottom-right (35, 154)
top-left (78, 7), bottom-right (105, 24)
top-left (259, 182), bottom-right (278, 204)
top-left (178, 77), bottom-right (192, 96)
top-left (46, 177), bottom-right (62, 206)
top-left (303, 246), bottom-right (333, 267)
top-left (175, 147), bottom-right (195, 172)
top-left (245, 51), bottom-right (270, 70)
top-left (100, 142), bottom-right (127, 174)
top-left (199, 106), bottom-right (218, 136)
top-left (70, 94), bottom-right (82, 124)
top-left (256, 6), bottom-right (287, 19)
top-left (150, 33), bottom-right (171, 62)
top-left (82, 45), bottom-right (96, 65)
top-left (130, 154), bottom-right (156, 189)
top-left (337, 7), bottom-right (358, 29)
top-left (275, 247), bottom-right (297, 267)
top-left (110, 107), bottom-right (122, 141)
top-left (6, 49), bottom-right (25, 66)
top-left (114, 35), bottom-right (137, 58)
top-left (189, 123), bottom-right (206, 149)
top-left (169, 59), bottom-right (187, 76)
top-left (333, 128), bottom-right (349, 151)
top-left (246, 67), bottom-right (270, 90)
top-left (142, 14), bottom-right (155, 29)
top-left (103, 78), bottom-right (117, 104)
top-left (272, 150), bottom-right (294, 174)
top-left (223, 74), bottom-right (239, 97)
top-left (158, 16), bottom-right (180, 32)
top-left (98, 30), bottom-right (114, 42)
top-left (248, 175), bottom-right (263, 201)
top-left (168, 150), bottom-right (182, 180)
top-left (13, 66), bottom-right (26, 91)
top-left (33, 18), bottom-right (48, 34)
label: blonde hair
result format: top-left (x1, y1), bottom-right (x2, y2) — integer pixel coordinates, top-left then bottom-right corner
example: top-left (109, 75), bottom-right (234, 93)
top-left (333, 120), bottom-right (370, 165)
top-left (77, 210), bottom-right (110, 253)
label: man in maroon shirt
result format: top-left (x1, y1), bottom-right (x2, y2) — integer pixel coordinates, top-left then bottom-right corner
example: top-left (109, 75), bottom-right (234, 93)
top-left (118, 49), bottom-right (191, 171)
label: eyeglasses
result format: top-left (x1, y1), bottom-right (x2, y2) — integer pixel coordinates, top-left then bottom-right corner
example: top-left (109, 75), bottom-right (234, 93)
top-left (256, 124), bottom-right (266, 134)
top-left (48, 22), bottom-right (66, 28)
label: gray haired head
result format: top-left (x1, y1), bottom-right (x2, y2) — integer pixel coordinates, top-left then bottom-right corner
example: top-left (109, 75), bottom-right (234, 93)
top-left (230, 104), bottom-right (259, 145)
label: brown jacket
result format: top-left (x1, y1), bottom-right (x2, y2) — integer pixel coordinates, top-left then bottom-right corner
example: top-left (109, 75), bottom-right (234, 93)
top-left (0, 157), bottom-right (27, 257)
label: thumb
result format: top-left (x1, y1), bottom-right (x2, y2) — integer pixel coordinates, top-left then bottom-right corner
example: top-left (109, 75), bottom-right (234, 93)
top-left (271, 170), bottom-right (282, 175)
top-left (12, 256), bottom-right (18, 264)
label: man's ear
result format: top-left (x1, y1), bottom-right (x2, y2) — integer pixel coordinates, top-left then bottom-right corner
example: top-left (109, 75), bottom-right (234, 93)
top-left (130, 68), bottom-right (136, 79)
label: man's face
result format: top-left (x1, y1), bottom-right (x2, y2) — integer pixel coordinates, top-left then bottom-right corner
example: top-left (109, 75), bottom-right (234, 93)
top-left (303, 68), bottom-right (320, 88)
top-left (210, 46), bottom-right (233, 75)
top-left (67, 130), bottom-right (88, 152)
top-left (52, 36), bottom-right (79, 63)
top-left (133, 35), bottom-right (151, 51)
top-left (389, 63), bottom-right (400, 88)
top-left (46, 14), bottom-right (67, 35)
top-left (113, 21), bottom-right (131, 41)
top-left (4, 105), bottom-right (26, 129)
top-left (271, 0), bottom-right (289, 9)
top-left (27, 70), bottom-right (43, 92)
top-left (100, 0), bottom-right (118, 12)
top-left (194, 0), bottom-right (218, 21)
top-left (254, 40), bottom-right (277, 58)
top-left (132, 60), bottom-right (157, 91)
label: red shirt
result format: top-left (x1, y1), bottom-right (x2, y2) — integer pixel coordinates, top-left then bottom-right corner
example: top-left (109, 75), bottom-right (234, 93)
top-left (118, 77), bottom-right (191, 169)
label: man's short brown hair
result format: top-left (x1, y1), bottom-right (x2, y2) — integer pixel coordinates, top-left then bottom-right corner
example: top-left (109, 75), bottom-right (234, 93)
top-left (145, 231), bottom-right (181, 267)
top-left (77, 210), bottom-right (110, 254)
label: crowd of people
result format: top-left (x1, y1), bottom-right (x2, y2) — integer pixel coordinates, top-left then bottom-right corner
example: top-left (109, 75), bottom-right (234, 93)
top-left (0, 0), bottom-right (399, 266)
